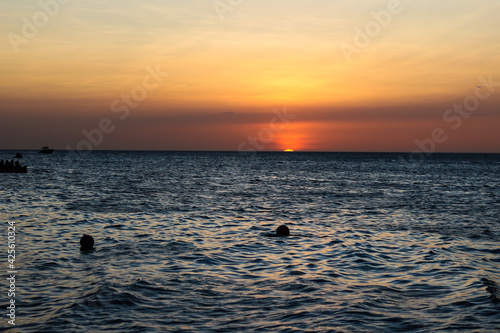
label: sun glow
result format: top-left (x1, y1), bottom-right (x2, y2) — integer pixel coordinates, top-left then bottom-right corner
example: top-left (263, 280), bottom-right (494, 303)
top-left (284, 149), bottom-right (295, 152)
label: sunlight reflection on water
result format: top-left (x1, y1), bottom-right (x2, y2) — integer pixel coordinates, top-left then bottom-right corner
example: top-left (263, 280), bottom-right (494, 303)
top-left (0, 151), bottom-right (499, 332)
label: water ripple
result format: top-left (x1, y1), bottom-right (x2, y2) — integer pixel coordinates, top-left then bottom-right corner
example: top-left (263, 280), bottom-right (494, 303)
top-left (1, 151), bottom-right (499, 332)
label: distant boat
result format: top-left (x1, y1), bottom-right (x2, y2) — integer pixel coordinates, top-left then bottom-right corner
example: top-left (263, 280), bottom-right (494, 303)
top-left (39, 146), bottom-right (54, 154)
top-left (14, 153), bottom-right (23, 158)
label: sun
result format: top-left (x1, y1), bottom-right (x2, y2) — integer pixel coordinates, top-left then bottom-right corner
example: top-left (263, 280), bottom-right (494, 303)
top-left (284, 149), bottom-right (295, 152)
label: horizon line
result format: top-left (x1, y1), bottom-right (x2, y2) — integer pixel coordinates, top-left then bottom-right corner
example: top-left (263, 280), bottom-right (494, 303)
top-left (1, 149), bottom-right (499, 155)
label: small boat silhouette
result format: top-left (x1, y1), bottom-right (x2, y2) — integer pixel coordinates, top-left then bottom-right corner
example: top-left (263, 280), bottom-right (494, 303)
top-left (39, 146), bottom-right (54, 154)
top-left (0, 160), bottom-right (27, 173)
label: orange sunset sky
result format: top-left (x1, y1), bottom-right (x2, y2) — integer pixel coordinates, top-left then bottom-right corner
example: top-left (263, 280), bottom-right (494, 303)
top-left (1, 0), bottom-right (499, 152)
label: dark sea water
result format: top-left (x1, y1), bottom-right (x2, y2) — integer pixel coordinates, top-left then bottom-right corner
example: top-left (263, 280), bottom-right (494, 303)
top-left (1, 151), bottom-right (499, 332)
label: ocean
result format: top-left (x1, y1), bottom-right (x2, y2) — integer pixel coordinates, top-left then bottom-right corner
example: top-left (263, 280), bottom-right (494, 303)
top-left (1, 151), bottom-right (499, 332)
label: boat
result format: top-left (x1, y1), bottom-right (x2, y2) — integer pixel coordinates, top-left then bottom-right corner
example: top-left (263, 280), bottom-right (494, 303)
top-left (39, 146), bottom-right (54, 154)
top-left (14, 153), bottom-right (23, 158)
top-left (0, 160), bottom-right (27, 173)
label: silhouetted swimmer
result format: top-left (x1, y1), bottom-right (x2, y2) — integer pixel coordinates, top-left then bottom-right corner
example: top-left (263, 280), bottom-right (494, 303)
top-left (276, 225), bottom-right (290, 237)
top-left (264, 225), bottom-right (291, 237)
top-left (80, 234), bottom-right (95, 251)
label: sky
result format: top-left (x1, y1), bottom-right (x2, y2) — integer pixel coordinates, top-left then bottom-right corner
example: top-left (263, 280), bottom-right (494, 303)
top-left (1, 0), bottom-right (499, 153)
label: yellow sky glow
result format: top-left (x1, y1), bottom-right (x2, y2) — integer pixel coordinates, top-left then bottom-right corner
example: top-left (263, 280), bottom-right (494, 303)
top-left (1, 0), bottom-right (499, 152)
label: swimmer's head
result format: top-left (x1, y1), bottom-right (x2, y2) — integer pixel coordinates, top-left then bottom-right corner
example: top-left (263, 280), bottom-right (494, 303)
top-left (80, 234), bottom-right (95, 251)
top-left (276, 225), bottom-right (290, 237)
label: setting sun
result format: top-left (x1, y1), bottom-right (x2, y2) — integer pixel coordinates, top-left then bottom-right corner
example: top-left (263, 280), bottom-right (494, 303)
top-left (284, 149), bottom-right (295, 152)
